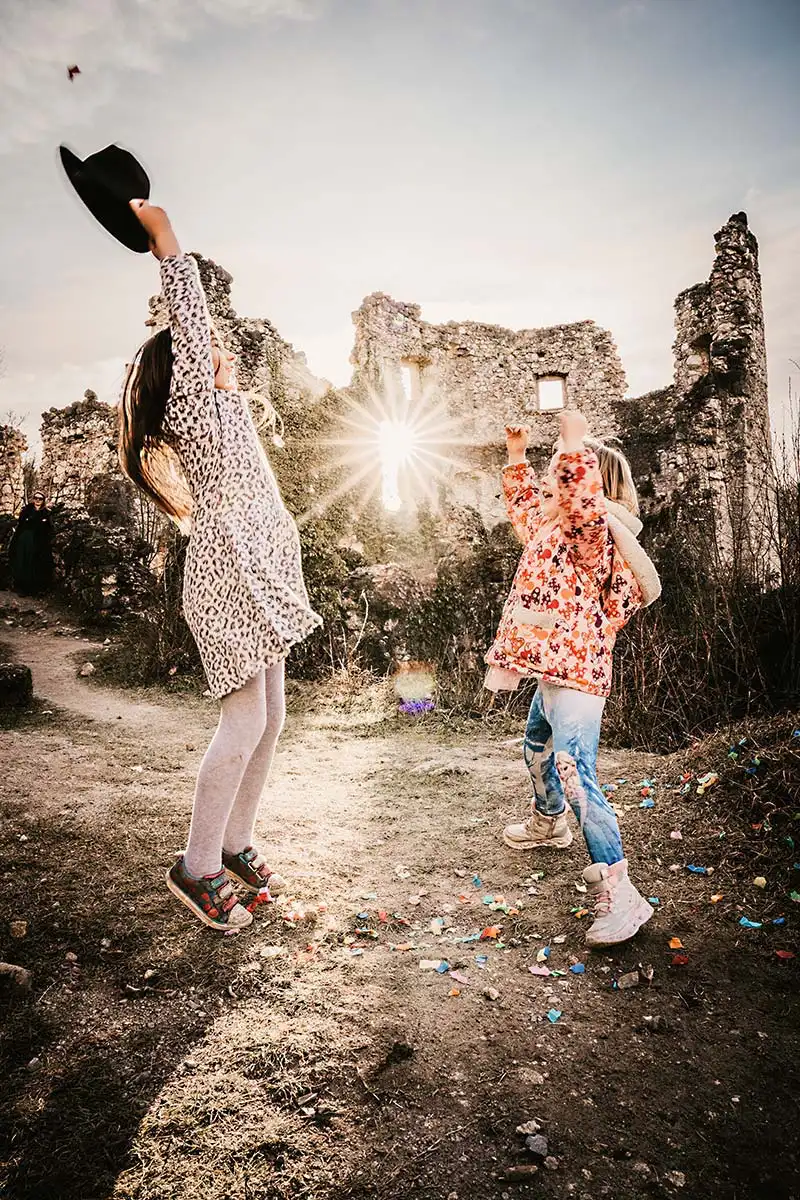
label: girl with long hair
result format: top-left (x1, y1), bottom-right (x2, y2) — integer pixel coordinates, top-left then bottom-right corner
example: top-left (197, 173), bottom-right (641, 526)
top-left (485, 411), bottom-right (661, 947)
top-left (121, 199), bottom-right (321, 932)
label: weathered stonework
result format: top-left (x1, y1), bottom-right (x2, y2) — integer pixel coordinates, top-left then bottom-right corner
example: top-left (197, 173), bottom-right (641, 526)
top-left (146, 253), bottom-right (328, 417)
top-left (0, 425), bottom-right (27, 515)
top-left (350, 212), bottom-right (773, 565)
top-left (38, 391), bottom-right (123, 516)
top-left (350, 294), bottom-right (627, 525)
top-left (33, 214), bottom-right (772, 578)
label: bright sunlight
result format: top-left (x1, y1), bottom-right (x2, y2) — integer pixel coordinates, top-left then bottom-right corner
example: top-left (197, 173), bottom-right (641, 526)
top-left (297, 370), bottom-right (467, 526)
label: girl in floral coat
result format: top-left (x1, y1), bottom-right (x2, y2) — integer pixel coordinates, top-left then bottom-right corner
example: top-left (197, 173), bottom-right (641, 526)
top-left (485, 410), bottom-right (661, 947)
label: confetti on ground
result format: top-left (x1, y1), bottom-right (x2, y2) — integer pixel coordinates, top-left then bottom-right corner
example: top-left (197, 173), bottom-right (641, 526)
top-left (570, 963), bottom-right (585, 974)
top-left (669, 938), bottom-right (684, 950)
top-left (546, 1009), bottom-right (562, 1023)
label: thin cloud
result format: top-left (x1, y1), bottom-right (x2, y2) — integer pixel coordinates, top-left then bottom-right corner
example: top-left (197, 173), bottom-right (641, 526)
top-left (0, 0), bottom-right (320, 154)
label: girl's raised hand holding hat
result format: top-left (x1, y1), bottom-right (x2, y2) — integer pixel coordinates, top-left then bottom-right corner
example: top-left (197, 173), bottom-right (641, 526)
top-left (129, 198), bottom-right (181, 260)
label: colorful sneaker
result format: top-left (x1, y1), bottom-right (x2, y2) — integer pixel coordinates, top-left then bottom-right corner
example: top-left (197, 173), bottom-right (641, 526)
top-left (503, 809), bottom-right (573, 851)
top-left (166, 856), bottom-right (253, 932)
top-left (583, 859), bottom-right (653, 947)
top-left (222, 846), bottom-right (287, 896)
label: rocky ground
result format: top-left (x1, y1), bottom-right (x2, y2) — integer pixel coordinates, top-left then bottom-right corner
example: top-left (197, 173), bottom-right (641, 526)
top-left (1, 593), bottom-right (798, 1200)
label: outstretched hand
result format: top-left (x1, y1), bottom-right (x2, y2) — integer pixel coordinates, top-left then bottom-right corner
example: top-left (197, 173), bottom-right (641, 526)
top-left (505, 424), bottom-right (529, 464)
top-left (559, 409), bottom-right (589, 451)
top-left (129, 199), bottom-right (181, 260)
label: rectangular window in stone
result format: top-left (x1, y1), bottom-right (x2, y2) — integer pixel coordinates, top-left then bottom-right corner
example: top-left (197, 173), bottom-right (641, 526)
top-left (400, 360), bottom-right (422, 404)
top-left (537, 376), bottom-right (566, 411)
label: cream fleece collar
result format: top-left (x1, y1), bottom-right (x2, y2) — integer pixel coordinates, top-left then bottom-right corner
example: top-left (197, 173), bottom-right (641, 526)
top-left (604, 500), bottom-right (662, 607)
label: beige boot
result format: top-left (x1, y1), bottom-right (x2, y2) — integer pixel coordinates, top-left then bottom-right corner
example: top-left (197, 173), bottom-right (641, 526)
top-left (503, 809), bottom-right (573, 851)
top-left (583, 859), bottom-right (653, 947)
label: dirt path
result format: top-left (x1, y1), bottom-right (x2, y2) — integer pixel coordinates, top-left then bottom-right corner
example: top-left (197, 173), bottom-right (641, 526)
top-left (1, 609), bottom-right (798, 1200)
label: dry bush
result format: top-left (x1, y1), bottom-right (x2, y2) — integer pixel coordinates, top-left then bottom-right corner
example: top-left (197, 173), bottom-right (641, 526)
top-left (606, 404), bottom-right (800, 750)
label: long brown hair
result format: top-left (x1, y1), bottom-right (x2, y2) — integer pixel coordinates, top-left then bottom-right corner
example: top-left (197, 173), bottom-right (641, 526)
top-left (119, 328), bottom-right (193, 531)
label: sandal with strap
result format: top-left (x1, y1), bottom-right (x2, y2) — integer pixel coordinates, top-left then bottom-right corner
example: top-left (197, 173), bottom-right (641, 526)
top-left (166, 856), bottom-right (253, 931)
top-left (222, 846), bottom-right (287, 896)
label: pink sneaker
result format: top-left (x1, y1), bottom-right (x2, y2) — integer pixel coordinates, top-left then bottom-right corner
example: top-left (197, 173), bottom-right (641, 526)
top-left (583, 859), bottom-right (653, 947)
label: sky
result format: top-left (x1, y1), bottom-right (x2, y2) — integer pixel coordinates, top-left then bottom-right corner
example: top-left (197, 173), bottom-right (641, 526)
top-left (0, 0), bottom-right (798, 454)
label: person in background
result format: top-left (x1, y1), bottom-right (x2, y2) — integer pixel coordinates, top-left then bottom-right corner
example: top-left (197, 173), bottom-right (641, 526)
top-left (8, 492), bottom-right (54, 595)
top-left (485, 412), bottom-right (661, 947)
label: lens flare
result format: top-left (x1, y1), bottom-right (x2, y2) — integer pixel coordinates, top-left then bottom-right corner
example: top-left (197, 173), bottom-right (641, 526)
top-left (296, 371), bottom-right (471, 526)
top-left (378, 418), bottom-right (415, 511)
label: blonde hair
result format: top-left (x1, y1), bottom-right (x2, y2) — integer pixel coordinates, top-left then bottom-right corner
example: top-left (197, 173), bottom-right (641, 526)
top-left (585, 436), bottom-right (639, 515)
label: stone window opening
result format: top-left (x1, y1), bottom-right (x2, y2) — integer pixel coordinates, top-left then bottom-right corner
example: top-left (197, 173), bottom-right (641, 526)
top-left (537, 375), bottom-right (567, 412)
top-left (400, 360), bottom-right (423, 406)
top-left (687, 335), bottom-right (711, 375)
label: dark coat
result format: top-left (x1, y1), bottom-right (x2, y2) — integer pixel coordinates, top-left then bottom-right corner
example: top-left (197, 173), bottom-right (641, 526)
top-left (8, 504), bottom-right (54, 595)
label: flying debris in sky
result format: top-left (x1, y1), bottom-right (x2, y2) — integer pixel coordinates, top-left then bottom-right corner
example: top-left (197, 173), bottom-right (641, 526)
top-left (67, 65), bottom-right (81, 82)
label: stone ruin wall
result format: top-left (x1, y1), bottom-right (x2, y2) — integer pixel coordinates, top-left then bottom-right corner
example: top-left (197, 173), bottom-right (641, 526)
top-left (0, 425), bottom-right (27, 516)
top-left (22, 213), bottom-right (772, 572)
top-left (38, 391), bottom-right (122, 516)
top-left (146, 253), bottom-right (329, 416)
top-left (351, 212), bottom-right (773, 562)
top-left (350, 296), bottom-right (627, 526)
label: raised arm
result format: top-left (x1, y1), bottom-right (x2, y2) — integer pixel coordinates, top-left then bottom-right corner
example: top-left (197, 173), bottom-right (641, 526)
top-left (554, 410), bottom-right (608, 574)
top-left (129, 199), bottom-right (217, 436)
top-left (158, 254), bottom-right (216, 400)
top-left (503, 424), bottom-right (543, 543)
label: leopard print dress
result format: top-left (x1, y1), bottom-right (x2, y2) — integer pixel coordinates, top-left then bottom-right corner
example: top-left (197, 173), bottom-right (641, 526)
top-left (158, 254), bottom-right (322, 698)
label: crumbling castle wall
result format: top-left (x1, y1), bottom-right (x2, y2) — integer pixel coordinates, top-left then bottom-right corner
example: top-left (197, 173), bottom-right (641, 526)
top-left (350, 296), bottom-right (627, 525)
top-left (38, 390), bottom-right (123, 516)
top-left (0, 425), bottom-right (27, 515)
top-left (350, 212), bottom-right (772, 565)
top-left (34, 215), bottom-right (771, 577)
top-left (146, 253), bottom-right (328, 420)
top-left (616, 213), bottom-right (772, 565)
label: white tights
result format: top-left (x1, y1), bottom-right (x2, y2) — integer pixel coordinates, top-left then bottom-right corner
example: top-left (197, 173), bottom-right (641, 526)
top-left (183, 662), bottom-right (286, 879)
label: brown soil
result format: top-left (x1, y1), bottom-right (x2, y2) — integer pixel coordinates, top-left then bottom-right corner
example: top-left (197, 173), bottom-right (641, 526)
top-left (1, 594), bottom-right (798, 1200)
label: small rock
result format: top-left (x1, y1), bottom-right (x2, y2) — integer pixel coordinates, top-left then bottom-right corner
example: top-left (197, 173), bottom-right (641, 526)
top-left (503, 1165), bottom-right (539, 1182)
top-left (632, 1162), bottom-right (652, 1176)
top-left (643, 1014), bottom-right (668, 1033)
top-left (544, 1156), bottom-right (559, 1171)
top-left (525, 1134), bottom-right (549, 1158)
top-left (65, 951), bottom-right (78, 963)
top-left (664, 1170), bottom-right (686, 1188)
top-left (484, 987), bottom-right (500, 1002)
top-left (9, 920), bottom-right (27, 939)
top-left (0, 663), bottom-right (33, 708)
top-left (617, 970), bottom-right (639, 989)
top-left (27, 1057), bottom-right (41, 1071)
top-left (79, 662), bottom-right (95, 677)
top-left (0, 962), bottom-right (32, 994)
top-left (516, 1119), bottom-right (542, 1136)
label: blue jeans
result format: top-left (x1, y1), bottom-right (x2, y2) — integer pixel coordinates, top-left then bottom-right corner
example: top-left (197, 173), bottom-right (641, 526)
top-left (523, 681), bottom-right (624, 865)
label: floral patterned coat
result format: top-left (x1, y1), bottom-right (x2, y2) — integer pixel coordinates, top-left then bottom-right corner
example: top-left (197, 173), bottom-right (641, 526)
top-left (485, 449), bottom-right (657, 698)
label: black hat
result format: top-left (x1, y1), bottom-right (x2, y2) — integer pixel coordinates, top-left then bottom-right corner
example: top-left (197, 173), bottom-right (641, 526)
top-left (59, 143), bottom-right (151, 253)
